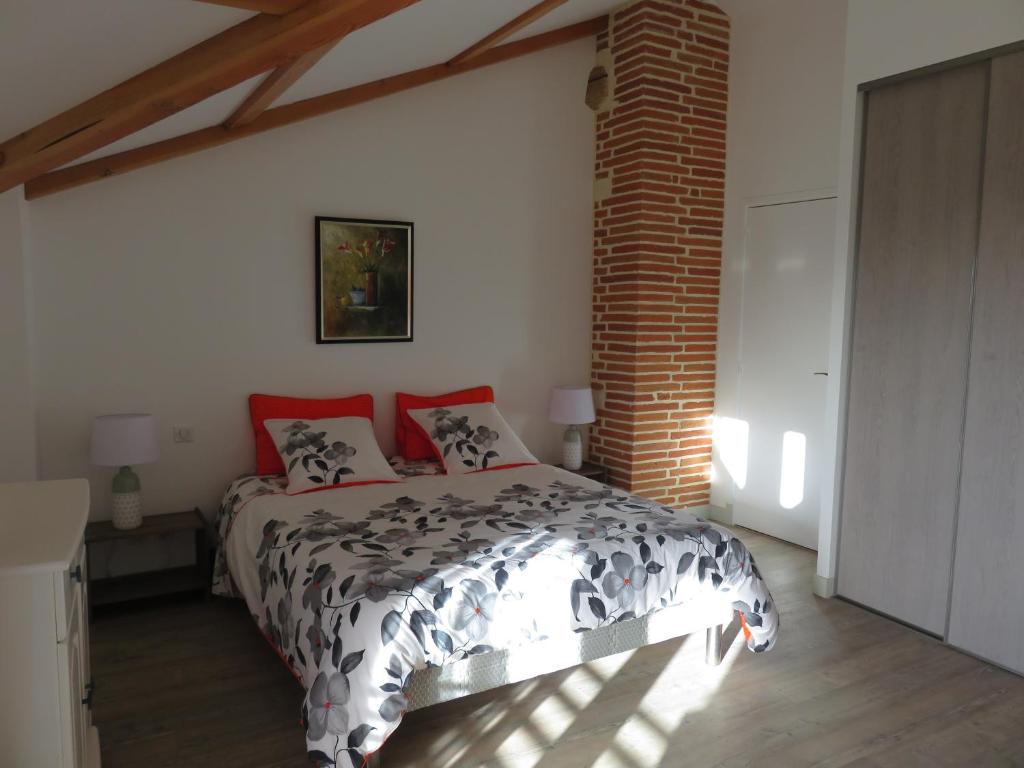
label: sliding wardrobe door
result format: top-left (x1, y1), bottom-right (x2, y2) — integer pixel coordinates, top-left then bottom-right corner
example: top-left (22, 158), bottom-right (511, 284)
top-left (838, 63), bottom-right (987, 634)
top-left (948, 52), bottom-right (1024, 674)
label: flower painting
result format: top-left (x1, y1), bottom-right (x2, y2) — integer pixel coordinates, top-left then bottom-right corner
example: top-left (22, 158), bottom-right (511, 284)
top-left (316, 217), bottom-right (413, 343)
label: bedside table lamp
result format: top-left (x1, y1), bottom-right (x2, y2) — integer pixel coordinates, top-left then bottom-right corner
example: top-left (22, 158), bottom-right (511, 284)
top-left (90, 413), bottom-right (159, 530)
top-left (549, 386), bottom-right (596, 471)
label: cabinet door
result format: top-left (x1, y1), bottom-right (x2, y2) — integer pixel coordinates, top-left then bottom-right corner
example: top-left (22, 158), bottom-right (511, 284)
top-left (80, 547), bottom-right (92, 729)
top-left (837, 62), bottom-right (987, 634)
top-left (58, 588), bottom-right (88, 768)
top-left (948, 51), bottom-right (1024, 674)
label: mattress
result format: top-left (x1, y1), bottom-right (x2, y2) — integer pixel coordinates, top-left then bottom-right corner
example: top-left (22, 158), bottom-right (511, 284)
top-left (213, 462), bottom-right (779, 766)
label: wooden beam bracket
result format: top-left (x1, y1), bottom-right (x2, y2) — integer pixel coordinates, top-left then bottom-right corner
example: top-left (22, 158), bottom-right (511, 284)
top-left (224, 41), bottom-right (337, 129)
top-left (192, 0), bottom-right (309, 14)
top-left (0, 0), bottom-right (421, 194)
top-left (24, 15), bottom-right (607, 199)
top-left (448, 0), bottom-right (571, 66)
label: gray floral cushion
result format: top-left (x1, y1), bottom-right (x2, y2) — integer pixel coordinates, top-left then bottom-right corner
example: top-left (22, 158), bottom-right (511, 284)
top-left (264, 417), bottom-right (400, 495)
top-left (406, 402), bottom-right (538, 475)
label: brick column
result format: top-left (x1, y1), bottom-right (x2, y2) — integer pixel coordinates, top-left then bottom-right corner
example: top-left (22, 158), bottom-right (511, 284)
top-left (589, 0), bottom-right (728, 507)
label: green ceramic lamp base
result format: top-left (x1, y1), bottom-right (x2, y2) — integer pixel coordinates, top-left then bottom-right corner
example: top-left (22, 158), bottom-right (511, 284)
top-left (562, 425), bottom-right (583, 471)
top-left (111, 466), bottom-right (143, 530)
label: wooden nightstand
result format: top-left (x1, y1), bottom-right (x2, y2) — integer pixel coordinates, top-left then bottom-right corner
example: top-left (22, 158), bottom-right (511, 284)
top-left (556, 461), bottom-right (610, 484)
top-left (84, 508), bottom-right (211, 611)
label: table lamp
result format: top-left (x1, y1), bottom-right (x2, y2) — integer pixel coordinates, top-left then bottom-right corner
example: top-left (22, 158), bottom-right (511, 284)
top-left (91, 413), bottom-right (159, 530)
top-left (549, 386), bottom-right (596, 471)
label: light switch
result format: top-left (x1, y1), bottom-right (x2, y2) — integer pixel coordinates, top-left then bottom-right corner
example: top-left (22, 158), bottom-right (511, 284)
top-left (173, 425), bottom-right (194, 443)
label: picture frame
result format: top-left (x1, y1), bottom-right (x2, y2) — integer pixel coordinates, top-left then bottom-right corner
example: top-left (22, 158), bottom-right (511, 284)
top-left (315, 216), bottom-right (414, 344)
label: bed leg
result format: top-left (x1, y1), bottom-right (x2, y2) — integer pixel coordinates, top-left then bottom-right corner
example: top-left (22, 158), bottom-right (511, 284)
top-left (706, 623), bottom-right (723, 666)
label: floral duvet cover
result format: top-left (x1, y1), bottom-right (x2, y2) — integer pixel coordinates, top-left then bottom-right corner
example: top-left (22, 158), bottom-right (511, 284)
top-left (213, 463), bottom-right (779, 766)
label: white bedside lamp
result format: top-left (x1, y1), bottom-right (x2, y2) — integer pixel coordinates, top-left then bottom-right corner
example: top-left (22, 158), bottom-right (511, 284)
top-left (91, 413), bottom-right (159, 530)
top-left (549, 386), bottom-right (596, 471)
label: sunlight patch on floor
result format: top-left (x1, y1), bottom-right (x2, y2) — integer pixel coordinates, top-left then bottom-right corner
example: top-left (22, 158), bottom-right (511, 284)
top-left (586, 648), bottom-right (639, 682)
top-left (483, 650), bottom-right (639, 767)
top-left (597, 631), bottom-right (742, 767)
top-left (555, 661), bottom-right (608, 710)
top-left (510, 678), bottom-right (542, 705)
top-left (422, 682), bottom-right (538, 767)
top-left (423, 650), bottom-right (645, 768)
top-left (524, 689), bottom-right (578, 743)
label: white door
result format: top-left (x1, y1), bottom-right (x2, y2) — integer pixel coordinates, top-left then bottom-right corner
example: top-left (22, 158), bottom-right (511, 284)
top-left (733, 197), bottom-right (836, 549)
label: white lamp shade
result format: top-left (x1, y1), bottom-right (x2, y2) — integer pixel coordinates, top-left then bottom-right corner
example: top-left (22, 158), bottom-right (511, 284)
top-left (549, 386), bottom-right (596, 425)
top-left (90, 414), bottom-right (159, 467)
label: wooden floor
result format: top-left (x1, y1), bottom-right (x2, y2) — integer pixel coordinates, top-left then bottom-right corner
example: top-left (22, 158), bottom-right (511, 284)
top-left (91, 528), bottom-right (1024, 767)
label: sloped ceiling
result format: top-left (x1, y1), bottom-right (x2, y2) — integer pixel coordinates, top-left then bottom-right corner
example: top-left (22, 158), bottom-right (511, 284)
top-left (0, 0), bottom-right (623, 166)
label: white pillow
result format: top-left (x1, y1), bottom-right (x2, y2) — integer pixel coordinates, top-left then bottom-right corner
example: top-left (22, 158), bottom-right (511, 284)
top-left (406, 402), bottom-right (538, 475)
top-left (263, 417), bottom-right (400, 495)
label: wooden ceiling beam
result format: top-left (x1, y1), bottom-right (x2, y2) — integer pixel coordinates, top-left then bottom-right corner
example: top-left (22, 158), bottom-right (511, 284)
top-left (224, 40), bottom-right (337, 129)
top-left (24, 16), bottom-right (606, 200)
top-left (0, 0), bottom-right (420, 194)
top-left (192, 0), bottom-right (309, 14)
top-left (448, 0), bottom-right (571, 66)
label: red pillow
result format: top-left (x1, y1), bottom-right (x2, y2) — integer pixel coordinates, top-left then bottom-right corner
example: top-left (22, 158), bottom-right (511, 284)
top-left (249, 393), bottom-right (374, 475)
top-left (395, 386), bottom-right (494, 460)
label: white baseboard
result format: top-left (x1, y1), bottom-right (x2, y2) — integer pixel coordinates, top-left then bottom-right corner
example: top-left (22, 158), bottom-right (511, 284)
top-left (702, 503), bottom-right (733, 525)
top-left (88, 726), bottom-right (101, 768)
top-left (812, 573), bottom-right (837, 598)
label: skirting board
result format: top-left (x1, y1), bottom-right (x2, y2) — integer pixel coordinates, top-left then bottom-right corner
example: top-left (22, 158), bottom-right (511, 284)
top-left (87, 726), bottom-right (100, 768)
top-left (696, 503), bottom-right (733, 526)
top-left (813, 573), bottom-right (837, 598)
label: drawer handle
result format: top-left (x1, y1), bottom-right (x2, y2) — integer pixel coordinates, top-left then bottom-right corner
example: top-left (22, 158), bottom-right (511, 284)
top-left (82, 680), bottom-right (96, 709)
top-left (70, 565), bottom-right (83, 583)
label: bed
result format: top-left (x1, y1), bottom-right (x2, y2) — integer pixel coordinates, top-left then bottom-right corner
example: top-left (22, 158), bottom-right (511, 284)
top-left (213, 460), bottom-right (779, 767)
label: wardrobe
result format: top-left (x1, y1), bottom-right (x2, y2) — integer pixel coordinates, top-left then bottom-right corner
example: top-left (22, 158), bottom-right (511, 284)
top-left (838, 48), bottom-right (1024, 676)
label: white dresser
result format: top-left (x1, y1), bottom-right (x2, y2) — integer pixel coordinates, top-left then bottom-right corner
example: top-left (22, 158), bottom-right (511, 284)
top-left (0, 479), bottom-right (100, 768)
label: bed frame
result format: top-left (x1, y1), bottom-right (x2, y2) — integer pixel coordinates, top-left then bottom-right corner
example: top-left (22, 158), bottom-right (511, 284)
top-left (369, 598), bottom-right (735, 765)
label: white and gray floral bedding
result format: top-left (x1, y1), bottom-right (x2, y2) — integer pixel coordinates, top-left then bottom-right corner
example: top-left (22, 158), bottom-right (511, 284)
top-left (213, 463), bottom-right (779, 767)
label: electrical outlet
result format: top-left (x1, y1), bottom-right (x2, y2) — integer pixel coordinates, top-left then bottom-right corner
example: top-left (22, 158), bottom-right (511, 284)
top-left (172, 425), bottom-right (194, 443)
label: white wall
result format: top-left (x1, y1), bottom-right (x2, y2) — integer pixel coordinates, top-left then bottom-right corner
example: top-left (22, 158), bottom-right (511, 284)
top-left (712, 0), bottom-right (847, 511)
top-left (818, 0), bottom-right (1024, 588)
top-left (27, 39), bottom-right (596, 520)
top-left (0, 189), bottom-right (37, 483)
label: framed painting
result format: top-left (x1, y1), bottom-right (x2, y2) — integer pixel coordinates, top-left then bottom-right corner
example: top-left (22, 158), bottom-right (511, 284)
top-left (315, 216), bottom-right (413, 344)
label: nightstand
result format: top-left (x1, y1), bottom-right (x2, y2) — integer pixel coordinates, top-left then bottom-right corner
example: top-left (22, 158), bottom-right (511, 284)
top-left (556, 461), bottom-right (610, 484)
top-left (84, 508), bottom-right (211, 612)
